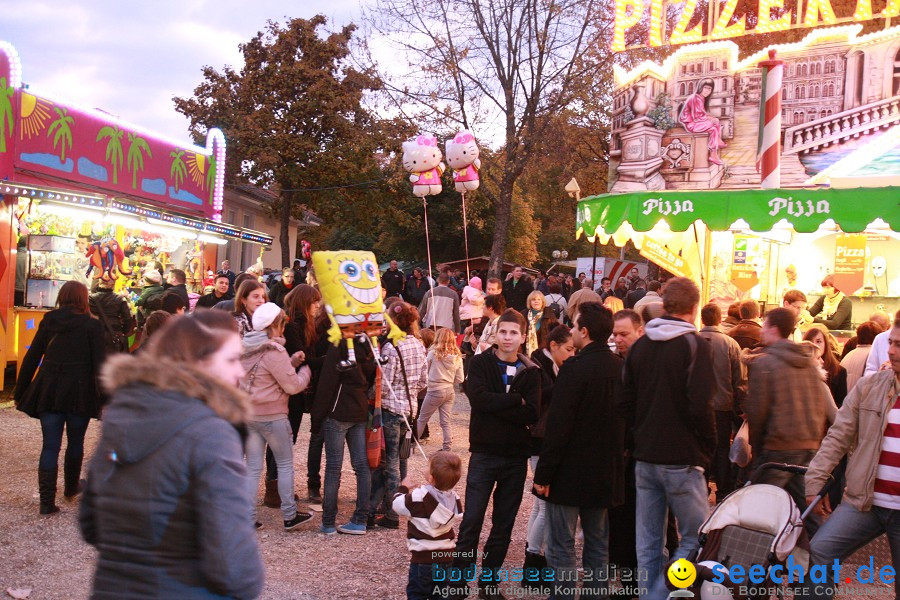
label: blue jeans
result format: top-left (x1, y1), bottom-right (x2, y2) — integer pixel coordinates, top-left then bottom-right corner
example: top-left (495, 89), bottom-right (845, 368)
top-left (323, 418), bottom-right (371, 528)
top-left (246, 418), bottom-right (297, 521)
top-left (407, 563), bottom-right (447, 600)
top-left (803, 503), bottom-right (900, 599)
top-left (369, 410), bottom-right (406, 520)
top-left (546, 502), bottom-right (610, 600)
top-left (39, 412), bottom-right (91, 471)
top-left (453, 452), bottom-right (528, 579)
top-left (635, 461), bottom-right (710, 600)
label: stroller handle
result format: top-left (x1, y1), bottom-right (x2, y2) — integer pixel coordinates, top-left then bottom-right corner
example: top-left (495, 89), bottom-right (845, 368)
top-left (747, 462), bottom-right (808, 483)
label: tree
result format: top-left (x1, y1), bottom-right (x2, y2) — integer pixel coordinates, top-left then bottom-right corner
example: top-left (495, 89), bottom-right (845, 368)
top-left (126, 133), bottom-right (152, 189)
top-left (48, 107), bottom-right (74, 163)
top-left (369, 0), bottom-right (614, 276)
top-left (174, 17), bottom-right (388, 266)
top-left (97, 125), bottom-right (124, 184)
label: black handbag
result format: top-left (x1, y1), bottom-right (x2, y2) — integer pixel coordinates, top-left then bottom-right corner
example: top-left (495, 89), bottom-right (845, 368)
top-left (15, 334), bottom-right (58, 418)
top-left (395, 343), bottom-right (418, 460)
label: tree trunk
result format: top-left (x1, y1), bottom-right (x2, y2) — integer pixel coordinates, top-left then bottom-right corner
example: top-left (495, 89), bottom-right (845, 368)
top-left (279, 192), bottom-right (293, 267)
top-left (488, 184), bottom-right (514, 278)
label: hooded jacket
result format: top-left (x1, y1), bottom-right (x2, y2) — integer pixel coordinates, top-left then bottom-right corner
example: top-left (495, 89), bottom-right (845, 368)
top-left (745, 338), bottom-right (837, 452)
top-left (79, 355), bottom-right (264, 600)
top-left (619, 316), bottom-right (716, 466)
top-left (392, 484), bottom-right (463, 564)
top-left (240, 331), bottom-right (310, 418)
top-left (14, 306), bottom-right (106, 418)
top-left (728, 319), bottom-right (762, 350)
top-left (465, 348), bottom-right (540, 457)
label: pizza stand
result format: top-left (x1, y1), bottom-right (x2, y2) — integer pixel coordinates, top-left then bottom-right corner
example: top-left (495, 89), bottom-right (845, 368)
top-left (0, 41), bottom-right (273, 382)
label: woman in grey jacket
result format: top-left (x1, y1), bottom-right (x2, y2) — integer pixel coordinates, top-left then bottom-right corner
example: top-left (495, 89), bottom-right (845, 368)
top-left (79, 311), bottom-right (264, 600)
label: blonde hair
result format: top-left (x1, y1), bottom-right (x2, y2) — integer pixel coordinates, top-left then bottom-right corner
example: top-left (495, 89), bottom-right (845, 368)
top-left (603, 295), bottom-right (624, 313)
top-left (526, 290), bottom-right (545, 311)
top-left (433, 327), bottom-right (461, 359)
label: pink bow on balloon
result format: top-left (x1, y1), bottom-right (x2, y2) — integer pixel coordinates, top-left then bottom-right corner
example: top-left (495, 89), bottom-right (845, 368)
top-left (417, 135), bottom-right (438, 147)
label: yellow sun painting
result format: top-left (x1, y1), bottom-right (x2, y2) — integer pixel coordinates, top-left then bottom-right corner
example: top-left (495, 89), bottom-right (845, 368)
top-left (185, 152), bottom-right (207, 189)
top-left (20, 92), bottom-right (52, 140)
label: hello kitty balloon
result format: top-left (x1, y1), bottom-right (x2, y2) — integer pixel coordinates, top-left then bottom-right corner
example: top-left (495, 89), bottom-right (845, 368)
top-left (446, 130), bottom-right (481, 193)
top-left (402, 134), bottom-right (445, 197)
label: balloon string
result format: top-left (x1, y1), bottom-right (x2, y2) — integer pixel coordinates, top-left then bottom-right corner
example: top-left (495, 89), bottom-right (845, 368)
top-left (423, 197), bottom-right (436, 320)
top-left (461, 191), bottom-right (470, 282)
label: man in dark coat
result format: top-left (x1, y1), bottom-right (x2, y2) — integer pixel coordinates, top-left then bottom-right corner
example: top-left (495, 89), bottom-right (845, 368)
top-left (164, 268), bottom-right (191, 313)
top-left (534, 302), bottom-right (625, 599)
top-left (381, 260), bottom-right (405, 298)
top-left (728, 298), bottom-right (763, 349)
top-left (624, 279), bottom-right (647, 309)
top-left (503, 265), bottom-right (532, 313)
top-left (196, 274), bottom-right (234, 309)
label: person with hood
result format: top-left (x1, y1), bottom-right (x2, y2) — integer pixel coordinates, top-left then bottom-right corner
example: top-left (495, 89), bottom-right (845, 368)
top-left (79, 310), bottom-right (264, 599)
top-left (267, 267), bottom-right (296, 308)
top-left (15, 281), bottom-right (106, 515)
top-left (450, 309), bottom-right (540, 600)
top-left (459, 276), bottom-right (485, 334)
top-left (746, 308), bottom-right (837, 534)
top-left (89, 276), bottom-right (136, 354)
top-left (240, 302), bottom-right (314, 531)
top-left (619, 277), bottom-right (715, 599)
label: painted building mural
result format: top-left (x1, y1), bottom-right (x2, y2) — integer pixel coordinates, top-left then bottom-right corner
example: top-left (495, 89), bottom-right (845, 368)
top-left (0, 41), bottom-right (225, 221)
top-left (610, 25), bottom-right (900, 192)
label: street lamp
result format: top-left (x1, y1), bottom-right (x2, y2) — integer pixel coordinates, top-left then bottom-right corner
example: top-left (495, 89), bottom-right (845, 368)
top-left (551, 250), bottom-right (569, 260)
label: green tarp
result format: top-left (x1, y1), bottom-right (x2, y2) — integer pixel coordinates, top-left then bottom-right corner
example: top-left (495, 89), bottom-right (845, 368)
top-left (576, 187), bottom-right (900, 236)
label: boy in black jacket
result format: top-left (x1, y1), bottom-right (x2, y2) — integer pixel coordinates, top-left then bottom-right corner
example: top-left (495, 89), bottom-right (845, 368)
top-left (451, 309), bottom-right (540, 600)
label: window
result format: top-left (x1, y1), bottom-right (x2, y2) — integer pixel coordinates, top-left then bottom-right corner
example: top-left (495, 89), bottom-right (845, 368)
top-left (812, 85), bottom-right (819, 97)
top-left (690, 64), bottom-right (695, 73)
top-left (722, 60), bottom-right (728, 69)
top-left (820, 110), bottom-right (827, 119)
top-left (782, 88), bottom-right (788, 100)
top-left (709, 61), bottom-right (715, 71)
top-left (682, 65), bottom-right (687, 74)
top-left (825, 60), bottom-right (835, 74)
top-left (794, 111), bottom-right (803, 124)
top-left (798, 86), bottom-right (806, 99)
top-left (241, 214), bottom-right (255, 271)
top-left (680, 83), bottom-right (685, 95)
top-left (721, 107), bottom-right (727, 116)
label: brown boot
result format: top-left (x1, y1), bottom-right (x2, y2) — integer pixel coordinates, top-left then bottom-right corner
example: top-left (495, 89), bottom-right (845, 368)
top-left (263, 479), bottom-right (280, 508)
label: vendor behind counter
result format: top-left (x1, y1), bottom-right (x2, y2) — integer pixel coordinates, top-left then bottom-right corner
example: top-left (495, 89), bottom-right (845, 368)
top-left (808, 274), bottom-right (852, 330)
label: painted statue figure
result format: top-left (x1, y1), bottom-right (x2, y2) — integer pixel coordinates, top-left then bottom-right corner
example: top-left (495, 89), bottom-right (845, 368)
top-left (679, 78), bottom-right (726, 166)
top-left (402, 134), bottom-right (445, 197)
top-left (85, 238), bottom-right (132, 281)
top-left (445, 130), bottom-right (481, 193)
top-left (312, 250), bottom-right (404, 371)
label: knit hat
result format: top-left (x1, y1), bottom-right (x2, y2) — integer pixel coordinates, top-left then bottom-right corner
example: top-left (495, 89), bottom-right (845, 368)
top-left (143, 270), bottom-right (162, 284)
top-left (252, 302), bottom-right (283, 332)
top-left (469, 276), bottom-right (482, 291)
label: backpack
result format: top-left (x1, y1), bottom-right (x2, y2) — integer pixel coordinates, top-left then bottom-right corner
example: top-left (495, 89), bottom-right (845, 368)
top-left (546, 294), bottom-right (564, 319)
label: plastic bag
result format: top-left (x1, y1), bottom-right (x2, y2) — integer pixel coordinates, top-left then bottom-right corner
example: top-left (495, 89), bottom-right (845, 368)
top-left (729, 419), bottom-right (752, 467)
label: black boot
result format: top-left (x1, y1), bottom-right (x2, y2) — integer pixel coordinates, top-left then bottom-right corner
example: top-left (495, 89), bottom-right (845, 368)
top-left (522, 550), bottom-right (550, 593)
top-left (63, 455), bottom-right (85, 499)
top-left (38, 468), bottom-right (60, 515)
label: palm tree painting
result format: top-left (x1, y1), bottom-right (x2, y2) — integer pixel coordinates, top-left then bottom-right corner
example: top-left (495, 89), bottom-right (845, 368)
top-left (126, 132), bottom-right (152, 190)
top-left (0, 76), bottom-right (13, 153)
top-left (170, 150), bottom-right (187, 192)
top-left (47, 107), bottom-right (74, 163)
top-left (97, 125), bottom-right (124, 184)
top-left (206, 151), bottom-right (217, 204)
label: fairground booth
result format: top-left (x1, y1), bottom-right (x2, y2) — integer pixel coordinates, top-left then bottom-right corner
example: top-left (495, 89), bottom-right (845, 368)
top-left (582, 16), bottom-right (900, 341)
top-left (0, 41), bottom-right (273, 378)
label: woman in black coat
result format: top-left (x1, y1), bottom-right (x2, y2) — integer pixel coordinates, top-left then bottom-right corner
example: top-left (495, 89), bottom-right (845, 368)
top-left (14, 281), bottom-right (106, 514)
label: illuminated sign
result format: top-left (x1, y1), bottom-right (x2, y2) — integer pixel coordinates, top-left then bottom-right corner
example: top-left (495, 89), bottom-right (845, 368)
top-left (639, 236), bottom-right (692, 277)
top-left (612, 0), bottom-right (897, 51)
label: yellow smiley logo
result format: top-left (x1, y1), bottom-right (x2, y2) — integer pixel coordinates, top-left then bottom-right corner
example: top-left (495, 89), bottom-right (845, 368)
top-left (667, 558), bottom-right (697, 589)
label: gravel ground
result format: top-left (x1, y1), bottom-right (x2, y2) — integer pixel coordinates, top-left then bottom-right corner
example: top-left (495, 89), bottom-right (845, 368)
top-left (0, 381), bottom-right (892, 600)
top-left (0, 387), bottom-right (545, 600)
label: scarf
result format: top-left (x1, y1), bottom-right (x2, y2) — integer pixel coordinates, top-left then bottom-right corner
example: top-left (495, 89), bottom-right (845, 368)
top-left (820, 291), bottom-right (844, 319)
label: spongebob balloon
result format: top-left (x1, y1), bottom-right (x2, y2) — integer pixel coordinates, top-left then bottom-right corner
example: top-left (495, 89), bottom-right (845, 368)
top-left (402, 134), bottom-right (445, 197)
top-left (312, 250), bottom-right (405, 370)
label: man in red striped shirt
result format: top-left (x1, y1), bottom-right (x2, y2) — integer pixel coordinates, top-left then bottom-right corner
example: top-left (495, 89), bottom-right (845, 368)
top-left (804, 316), bottom-right (900, 599)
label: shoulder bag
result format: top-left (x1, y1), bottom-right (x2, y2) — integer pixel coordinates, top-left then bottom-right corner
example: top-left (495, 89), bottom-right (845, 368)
top-left (93, 298), bottom-right (127, 353)
top-left (395, 342), bottom-right (419, 460)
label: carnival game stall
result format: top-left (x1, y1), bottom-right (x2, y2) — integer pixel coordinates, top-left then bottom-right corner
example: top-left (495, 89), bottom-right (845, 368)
top-left (0, 41), bottom-right (273, 378)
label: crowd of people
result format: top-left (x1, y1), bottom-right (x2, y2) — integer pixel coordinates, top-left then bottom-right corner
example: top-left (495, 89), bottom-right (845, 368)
top-left (10, 256), bottom-right (900, 600)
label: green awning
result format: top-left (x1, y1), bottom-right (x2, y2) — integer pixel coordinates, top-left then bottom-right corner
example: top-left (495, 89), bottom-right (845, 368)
top-left (576, 187), bottom-right (900, 238)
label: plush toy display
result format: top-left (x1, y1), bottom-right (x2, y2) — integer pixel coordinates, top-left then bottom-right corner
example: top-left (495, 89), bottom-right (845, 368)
top-left (445, 130), bottom-right (481, 193)
top-left (312, 250), bottom-right (404, 370)
top-left (85, 238), bottom-right (132, 280)
top-left (402, 134), bottom-right (445, 197)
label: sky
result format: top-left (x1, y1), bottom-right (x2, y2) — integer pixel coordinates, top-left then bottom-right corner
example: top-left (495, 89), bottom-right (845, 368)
top-left (1, 0), bottom-right (363, 143)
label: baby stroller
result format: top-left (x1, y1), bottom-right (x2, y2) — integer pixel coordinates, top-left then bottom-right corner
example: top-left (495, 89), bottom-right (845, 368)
top-left (686, 463), bottom-right (834, 600)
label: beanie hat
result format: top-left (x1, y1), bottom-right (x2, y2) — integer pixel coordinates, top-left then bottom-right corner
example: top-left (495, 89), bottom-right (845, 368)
top-left (143, 270), bottom-right (162, 284)
top-left (252, 302), bottom-right (283, 332)
top-left (469, 276), bottom-right (482, 291)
